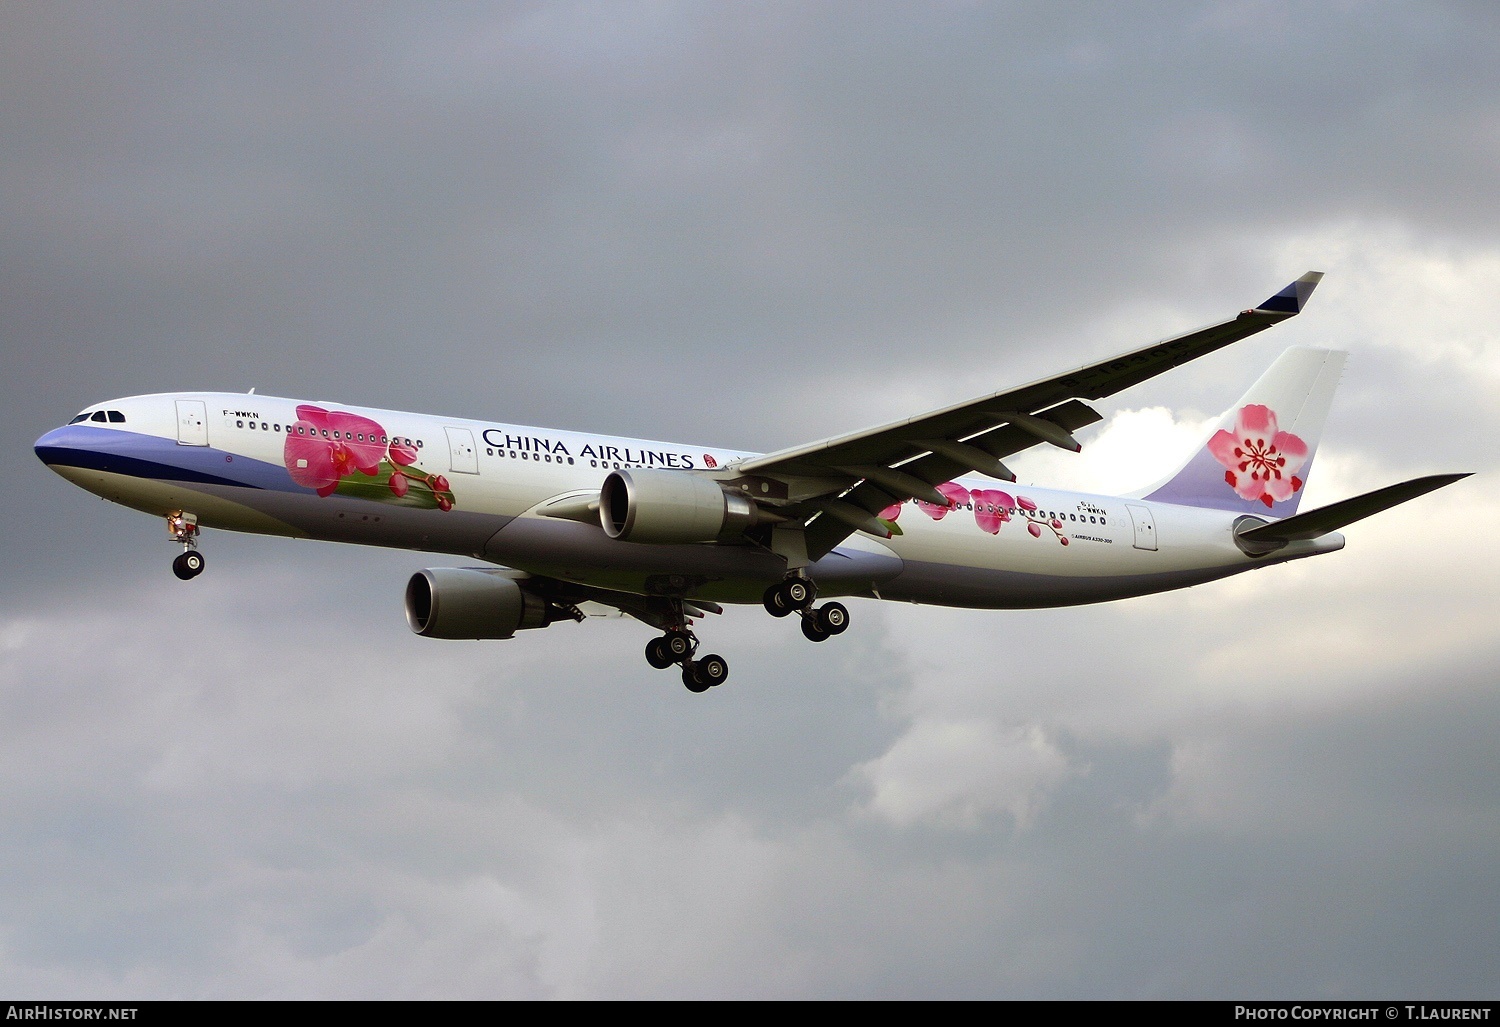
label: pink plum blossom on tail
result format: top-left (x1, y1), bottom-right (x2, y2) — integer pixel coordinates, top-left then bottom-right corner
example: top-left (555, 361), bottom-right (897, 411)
top-left (1207, 404), bottom-right (1308, 508)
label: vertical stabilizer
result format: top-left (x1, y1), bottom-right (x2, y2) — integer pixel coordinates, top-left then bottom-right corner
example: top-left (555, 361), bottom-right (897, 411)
top-left (1140, 346), bottom-right (1346, 515)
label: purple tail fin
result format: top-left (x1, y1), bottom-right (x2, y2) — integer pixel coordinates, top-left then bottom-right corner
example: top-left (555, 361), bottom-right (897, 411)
top-left (1140, 347), bottom-right (1346, 515)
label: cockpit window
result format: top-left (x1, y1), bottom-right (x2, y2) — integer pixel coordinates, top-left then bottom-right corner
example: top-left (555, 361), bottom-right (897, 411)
top-left (73, 409), bottom-right (126, 424)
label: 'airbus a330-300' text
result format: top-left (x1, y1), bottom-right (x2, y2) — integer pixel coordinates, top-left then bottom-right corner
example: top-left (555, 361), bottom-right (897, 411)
top-left (36, 273), bottom-right (1468, 691)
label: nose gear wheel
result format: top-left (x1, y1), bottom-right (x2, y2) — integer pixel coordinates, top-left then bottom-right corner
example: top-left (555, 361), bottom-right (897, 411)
top-left (172, 550), bottom-right (205, 580)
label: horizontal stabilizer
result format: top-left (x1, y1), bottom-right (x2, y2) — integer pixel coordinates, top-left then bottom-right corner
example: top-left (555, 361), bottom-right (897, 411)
top-left (1236, 473), bottom-right (1471, 545)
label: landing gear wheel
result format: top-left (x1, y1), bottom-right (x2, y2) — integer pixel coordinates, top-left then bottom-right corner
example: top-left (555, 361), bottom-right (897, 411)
top-left (819, 602), bottom-right (849, 635)
top-left (764, 578), bottom-right (815, 616)
top-left (695, 653), bottom-right (729, 687)
top-left (645, 637), bottom-right (675, 669)
top-left (801, 615), bottom-right (830, 642)
top-left (681, 654), bottom-right (729, 692)
top-left (172, 551), bottom-right (204, 580)
top-left (664, 630), bottom-right (695, 661)
top-left (783, 578), bottom-right (813, 610)
top-left (682, 663), bottom-right (712, 693)
top-left (763, 583), bottom-right (793, 617)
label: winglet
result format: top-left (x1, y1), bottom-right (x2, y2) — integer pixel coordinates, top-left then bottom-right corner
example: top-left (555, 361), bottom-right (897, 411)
top-left (1253, 271), bottom-right (1324, 315)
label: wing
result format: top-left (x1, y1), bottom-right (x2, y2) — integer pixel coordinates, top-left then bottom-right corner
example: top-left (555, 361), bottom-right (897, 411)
top-left (717, 272), bottom-right (1324, 560)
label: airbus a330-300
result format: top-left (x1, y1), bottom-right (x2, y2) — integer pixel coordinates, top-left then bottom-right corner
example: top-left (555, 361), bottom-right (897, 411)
top-left (35, 274), bottom-right (1468, 692)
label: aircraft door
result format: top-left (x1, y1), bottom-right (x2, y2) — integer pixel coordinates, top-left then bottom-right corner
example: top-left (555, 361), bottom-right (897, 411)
top-left (175, 400), bottom-right (209, 446)
top-left (1127, 505), bottom-right (1158, 551)
top-left (445, 426), bottom-right (479, 474)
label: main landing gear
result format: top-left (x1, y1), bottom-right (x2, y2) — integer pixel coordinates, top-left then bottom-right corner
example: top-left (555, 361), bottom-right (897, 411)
top-left (643, 606), bottom-right (730, 693)
top-left (762, 578), bottom-right (849, 644)
top-left (167, 510), bottom-right (205, 580)
top-left (640, 579), bottom-right (849, 694)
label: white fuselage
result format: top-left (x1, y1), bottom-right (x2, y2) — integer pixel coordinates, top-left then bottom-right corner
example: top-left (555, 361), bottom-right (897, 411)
top-left (35, 391), bottom-right (1343, 608)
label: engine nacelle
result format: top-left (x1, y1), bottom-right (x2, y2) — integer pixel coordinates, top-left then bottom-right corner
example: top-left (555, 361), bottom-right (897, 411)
top-left (405, 568), bottom-right (554, 639)
top-left (599, 468), bottom-right (761, 543)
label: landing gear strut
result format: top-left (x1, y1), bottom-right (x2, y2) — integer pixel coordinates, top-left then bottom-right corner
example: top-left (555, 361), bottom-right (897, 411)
top-left (167, 510), bottom-right (204, 580)
top-left (643, 602), bottom-right (729, 692)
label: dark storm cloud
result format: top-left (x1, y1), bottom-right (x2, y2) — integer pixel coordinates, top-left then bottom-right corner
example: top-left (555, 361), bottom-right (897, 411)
top-left (3, 567), bottom-right (1496, 998)
top-left (8, 3), bottom-right (1500, 433)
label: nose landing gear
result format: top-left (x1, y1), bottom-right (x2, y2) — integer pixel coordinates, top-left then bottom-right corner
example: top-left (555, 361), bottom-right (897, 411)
top-left (167, 510), bottom-right (204, 580)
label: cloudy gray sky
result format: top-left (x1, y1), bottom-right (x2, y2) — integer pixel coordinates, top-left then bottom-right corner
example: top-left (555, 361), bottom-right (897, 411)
top-left (3, 0), bottom-right (1498, 998)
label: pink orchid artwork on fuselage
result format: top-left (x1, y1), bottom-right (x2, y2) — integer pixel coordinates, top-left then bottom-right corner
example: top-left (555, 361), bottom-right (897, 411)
top-left (879, 481), bottom-right (1071, 545)
top-left (283, 405), bottom-right (456, 511)
top-left (1207, 404), bottom-right (1308, 509)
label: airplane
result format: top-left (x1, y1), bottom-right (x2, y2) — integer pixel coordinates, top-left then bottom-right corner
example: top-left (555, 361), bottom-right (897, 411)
top-left (34, 273), bottom-right (1469, 692)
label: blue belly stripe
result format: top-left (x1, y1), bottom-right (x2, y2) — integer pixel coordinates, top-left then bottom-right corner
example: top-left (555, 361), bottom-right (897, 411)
top-left (35, 425), bottom-right (294, 491)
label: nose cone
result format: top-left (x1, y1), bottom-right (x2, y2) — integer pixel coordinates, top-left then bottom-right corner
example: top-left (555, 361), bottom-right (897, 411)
top-left (34, 425), bottom-right (76, 467)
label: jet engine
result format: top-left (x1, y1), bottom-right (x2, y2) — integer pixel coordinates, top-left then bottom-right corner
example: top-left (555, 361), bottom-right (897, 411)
top-left (599, 469), bottom-right (764, 543)
top-left (405, 567), bottom-right (560, 639)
